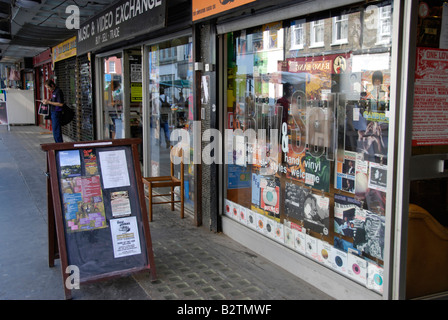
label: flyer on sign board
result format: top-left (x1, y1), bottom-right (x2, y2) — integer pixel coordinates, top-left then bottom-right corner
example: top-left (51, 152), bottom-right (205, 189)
top-left (110, 216), bottom-right (142, 258)
top-left (99, 149), bottom-right (131, 189)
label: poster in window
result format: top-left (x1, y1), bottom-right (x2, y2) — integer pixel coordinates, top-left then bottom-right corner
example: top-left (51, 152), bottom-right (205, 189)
top-left (260, 176), bottom-right (281, 220)
top-left (284, 182), bottom-right (329, 235)
top-left (352, 210), bottom-right (385, 261)
top-left (335, 151), bottom-right (356, 193)
top-left (334, 194), bottom-right (362, 238)
top-left (304, 152), bottom-right (330, 192)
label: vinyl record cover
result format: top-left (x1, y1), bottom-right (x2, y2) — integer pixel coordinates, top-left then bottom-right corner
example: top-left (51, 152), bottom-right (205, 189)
top-left (260, 176), bottom-right (281, 219)
top-left (273, 220), bottom-right (285, 244)
top-left (367, 262), bottom-right (384, 294)
top-left (304, 152), bottom-right (330, 192)
top-left (283, 225), bottom-right (295, 249)
top-left (263, 216), bottom-right (276, 240)
top-left (224, 199), bottom-right (233, 218)
top-left (334, 194), bottom-right (362, 238)
top-left (305, 234), bottom-right (319, 261)
top-left (352, 210), bottom-right (385, 261)
top-left (335, 151), bottom-right (356, 193)
top-left (246, 209), bottom-right (258, 230)
top-left (330, 248), bottom-right (348, 275)
top-left (285, 182), bottom-right (330, 235)
top-left (347, 251), bottom-right (368, 285)
top-left (238, 205), bottom-right (248, 225)
top-left (255, 212), bottom-right (267, 234)
top-left (293, 227), bottom-right (306, 255)
top-left (317, 239), bottom-right (333, 268)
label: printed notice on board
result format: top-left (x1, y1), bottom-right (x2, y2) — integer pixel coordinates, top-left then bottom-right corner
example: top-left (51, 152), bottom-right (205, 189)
top-left (110, 216), bottom-right (141, 258)
top-left (412, 47), bottom-right (448, 146)
top-left (98, 150), bottom-right (130, 189)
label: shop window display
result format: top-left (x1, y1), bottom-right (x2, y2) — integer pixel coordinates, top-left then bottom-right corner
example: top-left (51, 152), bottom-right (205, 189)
top-left (224, 1), bottom-right (393, 294)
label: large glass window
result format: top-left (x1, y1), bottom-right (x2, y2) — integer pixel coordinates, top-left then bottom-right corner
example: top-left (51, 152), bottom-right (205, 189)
top-left (147, 36), bottom-right (195, 209)
top-left (102, 54), bottom-right (123, 139)
top-left (224, 1), bottom-right (393, 296)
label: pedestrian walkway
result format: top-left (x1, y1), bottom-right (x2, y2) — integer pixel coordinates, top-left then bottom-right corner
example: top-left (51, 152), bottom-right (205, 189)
top-left (0, 125), bottom-right (333, 300)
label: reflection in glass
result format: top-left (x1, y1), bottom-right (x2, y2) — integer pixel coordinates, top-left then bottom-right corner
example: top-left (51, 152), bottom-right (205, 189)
top-left (147, 36), bottom-right (194, 210)
top-left (224, 1), bottom-right (394, 292)
top-left (102, 54), bottom-right (123, 139)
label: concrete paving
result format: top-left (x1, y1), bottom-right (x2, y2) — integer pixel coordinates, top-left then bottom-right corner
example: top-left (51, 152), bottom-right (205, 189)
top-left (0, 125), bottom-right (333, 301)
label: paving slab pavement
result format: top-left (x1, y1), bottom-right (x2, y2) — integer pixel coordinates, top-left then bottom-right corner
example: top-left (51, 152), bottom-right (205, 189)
top-left (0, 125), bottom-right (333, 301)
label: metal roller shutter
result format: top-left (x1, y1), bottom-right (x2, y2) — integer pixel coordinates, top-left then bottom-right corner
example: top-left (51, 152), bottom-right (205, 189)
top-left (54, 55), bottom-right (94, 141)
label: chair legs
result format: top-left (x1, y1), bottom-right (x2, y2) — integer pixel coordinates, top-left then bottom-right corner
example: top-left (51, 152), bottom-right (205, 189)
top-left (148, 184), bottom-right (153, 222)
top-left (180, 182), bottom-right (184, 219)
top-left (143, 180), bottom-right (184, 221)
top-left (171, 186), bottom-right (175, 211)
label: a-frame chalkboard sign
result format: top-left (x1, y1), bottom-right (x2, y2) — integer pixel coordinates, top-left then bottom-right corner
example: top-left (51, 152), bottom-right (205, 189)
top-left (41, 139), bottom-right (156, 299)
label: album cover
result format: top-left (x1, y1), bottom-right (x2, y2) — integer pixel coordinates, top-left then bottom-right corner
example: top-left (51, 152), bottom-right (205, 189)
top-left (335, 151), bottom-right (356, 193)
top-left (285, 182), bottom-right (330, 235)
top-left (368, 162), bottom-right (387, 193)
top-left (285, 182), bottom-right (310, 221)
top-left (345, 104), bottom-right (389, 165)
top-left (352, 210), bottom-right (385, 261)
top-left (260, 176), bottom-right (281, 219)
top-left (334, 194), bottom-right (362, 238)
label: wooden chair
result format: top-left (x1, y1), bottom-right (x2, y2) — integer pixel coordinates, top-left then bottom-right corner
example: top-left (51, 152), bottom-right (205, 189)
top-left (142, 146), bottom-right (184, 222)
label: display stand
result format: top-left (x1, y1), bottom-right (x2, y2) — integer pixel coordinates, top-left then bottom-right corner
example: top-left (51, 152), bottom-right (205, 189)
top-left (41, 138), bottom-right (156, 300)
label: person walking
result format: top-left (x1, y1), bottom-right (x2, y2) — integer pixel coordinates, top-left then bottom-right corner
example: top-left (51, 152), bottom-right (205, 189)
top-left (42, 79), bottom-right (64, 143)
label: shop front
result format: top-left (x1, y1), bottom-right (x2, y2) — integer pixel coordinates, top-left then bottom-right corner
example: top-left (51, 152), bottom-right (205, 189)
top-left (52, 37), bottom-right (79, 141)
top-left (189, 0), bottom-right (448, 299)
top-left (77, 0), bottom-right (196, 212)
top-left (33, 49), bottom-right (53, 130)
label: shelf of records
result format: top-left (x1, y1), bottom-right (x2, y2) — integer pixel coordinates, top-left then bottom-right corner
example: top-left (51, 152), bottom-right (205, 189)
top-left (224, 196), bottom-right (384, 295)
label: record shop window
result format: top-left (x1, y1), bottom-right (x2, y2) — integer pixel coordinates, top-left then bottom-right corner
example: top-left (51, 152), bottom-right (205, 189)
top-left (224, 1), bottom-right (393, 295)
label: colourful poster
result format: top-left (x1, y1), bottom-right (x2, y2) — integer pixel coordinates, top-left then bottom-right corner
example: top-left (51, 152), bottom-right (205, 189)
top-left (61, 175), bottom-right (107, 233)
top-left (412, 47), bottom-right (448, 146)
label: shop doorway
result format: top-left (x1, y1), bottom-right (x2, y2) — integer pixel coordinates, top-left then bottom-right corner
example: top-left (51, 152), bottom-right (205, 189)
top-left (99, 47), bottom-right (143, 163)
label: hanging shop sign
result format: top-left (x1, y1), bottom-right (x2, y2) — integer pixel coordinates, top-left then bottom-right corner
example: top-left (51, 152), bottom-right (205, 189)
top-left (53, 37), bottom-right (77, 64)
top-left (77, 0), bottom-right (167, 55)
top-left (192, 0), bottom-right (257, 22)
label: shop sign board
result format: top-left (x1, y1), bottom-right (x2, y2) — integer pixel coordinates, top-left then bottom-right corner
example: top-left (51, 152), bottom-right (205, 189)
top-left (77, 0), bottom-right (167, 55)
top-left (53, 37), bottom-right (77, 64)
top-left (192, 0), bottom-right (257, 22)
